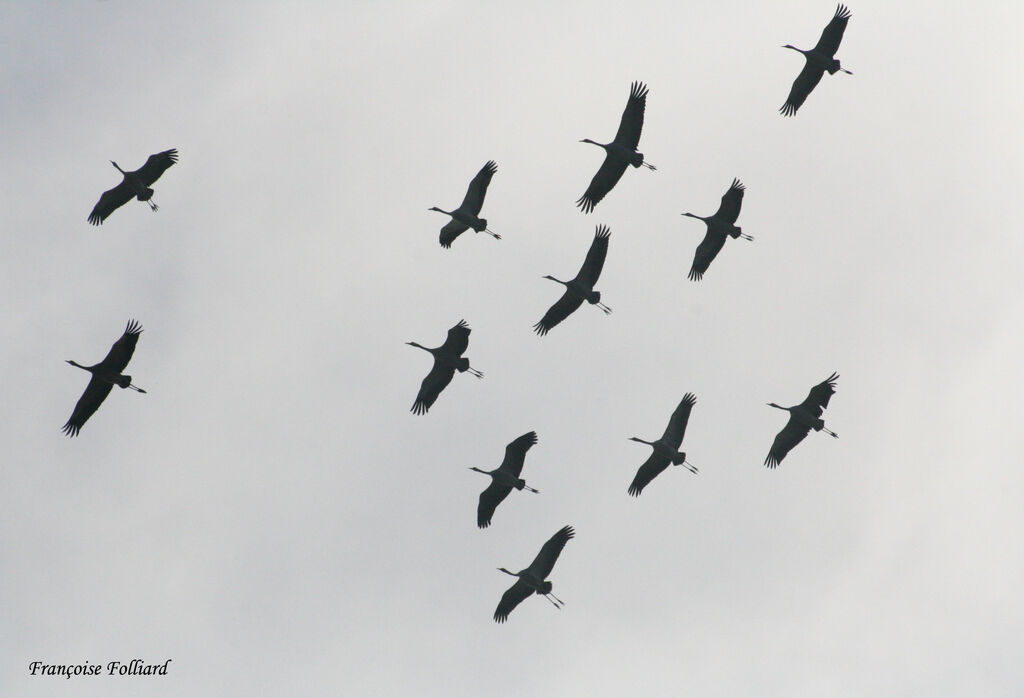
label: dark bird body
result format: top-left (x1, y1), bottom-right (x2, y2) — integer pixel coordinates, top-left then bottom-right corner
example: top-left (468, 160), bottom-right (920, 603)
top-left (576, 82), bottom-right (655, 214)
top-left (470, 431), bottom-right (539, 529)
top-left (63, 320), bottom-right (147, 437)
top-left (780, 5), bottom-right (853, 116)
top-left (494, 525), bottom-right (574, 623)
top-left (407, 320), bottom-right (482, 414)
top-left (765, 372), bottom-right (839, 468)
top-left (683, 179), bottom-right (753, 281)
top-left (628, 393), bottom-right (698, 496)
top-left (88, 149), bottom-right (177, 225)
top-left (430, 161), bottom-right (500, 247)
top-left (534, 225), bottom-right (612, 335)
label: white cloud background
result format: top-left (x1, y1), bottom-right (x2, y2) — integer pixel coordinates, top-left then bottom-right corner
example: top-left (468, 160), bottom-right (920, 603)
top-left (2, 1), bottom-right (1022, 696)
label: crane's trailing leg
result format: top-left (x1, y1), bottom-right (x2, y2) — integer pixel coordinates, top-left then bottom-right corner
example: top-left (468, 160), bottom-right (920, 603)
top-left (596, 301), bottom-right (612, 315)
top-left (524, 485), bottom-right (539, 493)
top-left (483, 228), bottom-right (501, 240)
top-left (466, 367), bottom-right (484, 378)
top-left (148, 200), bottom-right (159, 211)
top-left (547, 592), bottom-right (564, 607)
top-left (740, 233), bottom-right (754, 241)
top-left (824, 428), bottom-right (838, 438)
top-left (641, 162), bottom-right (656, 171)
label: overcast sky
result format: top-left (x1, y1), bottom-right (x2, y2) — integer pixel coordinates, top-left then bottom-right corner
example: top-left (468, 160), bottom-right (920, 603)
top-left (2, 2), bottom-right (1023, 696)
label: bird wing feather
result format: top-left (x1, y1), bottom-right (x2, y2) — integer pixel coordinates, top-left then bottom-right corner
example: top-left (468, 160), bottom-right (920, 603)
top-left (477, 479), bottom-right (512, 529)
top-left (628, 451), bottom-right (670, 496)
top-left (87, 182), bottom-right (135, 225)
top-left (613, 81), bottom-right (648, 150)
top-left (813, 4), bottom-right (851, 57)
top-left (662, 392), bottom-right (697, 447)
top-left (460, 160), bottom-right (497, 216)
top-left (410, 361), bottom-right (455, 415)
top-left (576, 154), bottom-right (629, 214)
top-left (439, 219), bottom-right (470, 248)
top-left (764, 415), bottom-right (811, 468)
top-left (527, 525), bottom-right (574, 580)
top-left (62, 375), bottom-right (114, 437)
top-left (780, 61), bottom-right (824, 117)
top-left (97, 320), bottom-right (143, 374)
top-left (533, 289), bottom-right (585, 336)
top-left (577, 225), bottom-right (610, 288)
top-left (688, 230), bottom-right (727, 281)
top-left (135, 149), bottom-right (178, 186)
top-left (493, 578), bottom-right (534, 623)
top-left (802, 372), bottom-right (839, 415)
top-left (441, 320), bottom-right (471, 356)
top-left (714, 179), bottom-right (745, 225)
top-left (499, 431), bottom-right (538, 477)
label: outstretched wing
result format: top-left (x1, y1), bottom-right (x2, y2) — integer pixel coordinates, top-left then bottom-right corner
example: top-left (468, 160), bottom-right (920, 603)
top-left (88, 181), bottom-right (134, 225)
top-left (62, 375), bottom-right (114, 437)
top-left (613, 81), bottom-right (648, 150)
top-left (439, 219), bottom-right (470, 248)
top-left (478, 479), bottom-right (513, 529)
top-left (460, 160), bottom-right (497, 216)
top-left (577, 225), bottom-right (610, 287)
top-left (494, 578), bottom-right (534, 623)
top-left (533, 289), bottom-right (585, 336)
top-left (780, 61), bottom-right (825, 117)
top-left (97, 320), bottom-right (143, 374)
top-left (136, 149), bottom-right (178, 186)
top-left (440, 320), bottom-right (471, 356)
top-left (410, 361), bottom-right (455, 415)
top-left (814, 4), bottom-right (851, 57)
top-left (714, 179), bottom-right (745, 225)
top-left (661, 392), bottom-right (696, 448)
top-left (526, 525), bottom-right (575, 580)
top-left (765, 415), bottom-right (811, 468)
top-left (800, 372), bottom-right (839, 417)
top-left (499, 431), bottom-right (537, 478)
top-left (688, 230), bottom-right (726, 281)
top-left (576, 154), bottom-right (629, 214)
top-left (627, 452), bottom-right (670, 497)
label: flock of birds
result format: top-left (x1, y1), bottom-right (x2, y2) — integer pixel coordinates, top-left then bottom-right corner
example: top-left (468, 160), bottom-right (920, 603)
top-left (64, 5), bottom-right (853, 623)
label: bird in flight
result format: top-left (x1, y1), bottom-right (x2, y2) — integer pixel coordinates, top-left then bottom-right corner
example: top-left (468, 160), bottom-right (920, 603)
top-left (88, 149), bottom-right (178, 224)
top-left (407, 320), bottom-right (482, 414)
top-left (429, 161), bottom-right (500, 248)
top-left (63, 320), bottom-right (147, 437)
top-left (576, 81), bottom-right (655, 214)
top-left (682, 179), bottom-right (753, 281)
top-left (780, 5), bottom-right (853, 116)
top-left (494, 525), bottom-right (575, 623)
top-left (764, 373), bottom-right (839, 468)
top-left (628, 393), bottom-right (698, 496)
top-left (470, 431), bottom-right (540, 529)
top-left (534, 225), bottom-right (612, 335)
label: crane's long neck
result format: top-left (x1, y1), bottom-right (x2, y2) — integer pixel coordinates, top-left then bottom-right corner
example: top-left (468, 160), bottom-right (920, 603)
top-left (406, 341), bottom-right (434, 354)
top-left (66, 360), bottom-right (92, 372)
top-left (629, 436), bottom-right (654, 446)
top-left (580, 138), bottom-right (608, 150)
top-left (542, 275), bottom-right (568, 286)
top-left (469, 467), bottom-right (492, 476)
top-left (497, 567), bottom-right (519, 578)
top-left (767, 402), bottom-right (791, 412)
top-left (682, 212), bottom-right (707, 222)
top-left (428, 206), bottom-right (452, 216)
top-left (782, 45), bottom-right (807, 56)
top-left (111, 161), bottom-right (126, 174)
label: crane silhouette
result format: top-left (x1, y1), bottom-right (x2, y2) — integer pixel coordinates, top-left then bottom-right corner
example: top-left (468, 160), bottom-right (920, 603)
top-left (683, 179), bottom-right (753, 280)
top-left (765, 372), bottom-right (839, 468)
top-left (407, 320), bottom-right (482, 414)
top-left (87, 149), bottom-right (177, 225)
top-left (494, 525), bottom-right (575, 623)
top-left (62, 320), bottom-right (147, 437)
top-left (576, 81), bottom-right (655, 214)
top-left (534, 225), bottom-right (612, 335)
top-left (429, 161), bottom-right (500, 247)
top-left (470, 431), bottom-right (540, 529)
top-left (628, 393), bottom-right (698, 496)
top-left (780, 4), bottom-right (853, 116)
